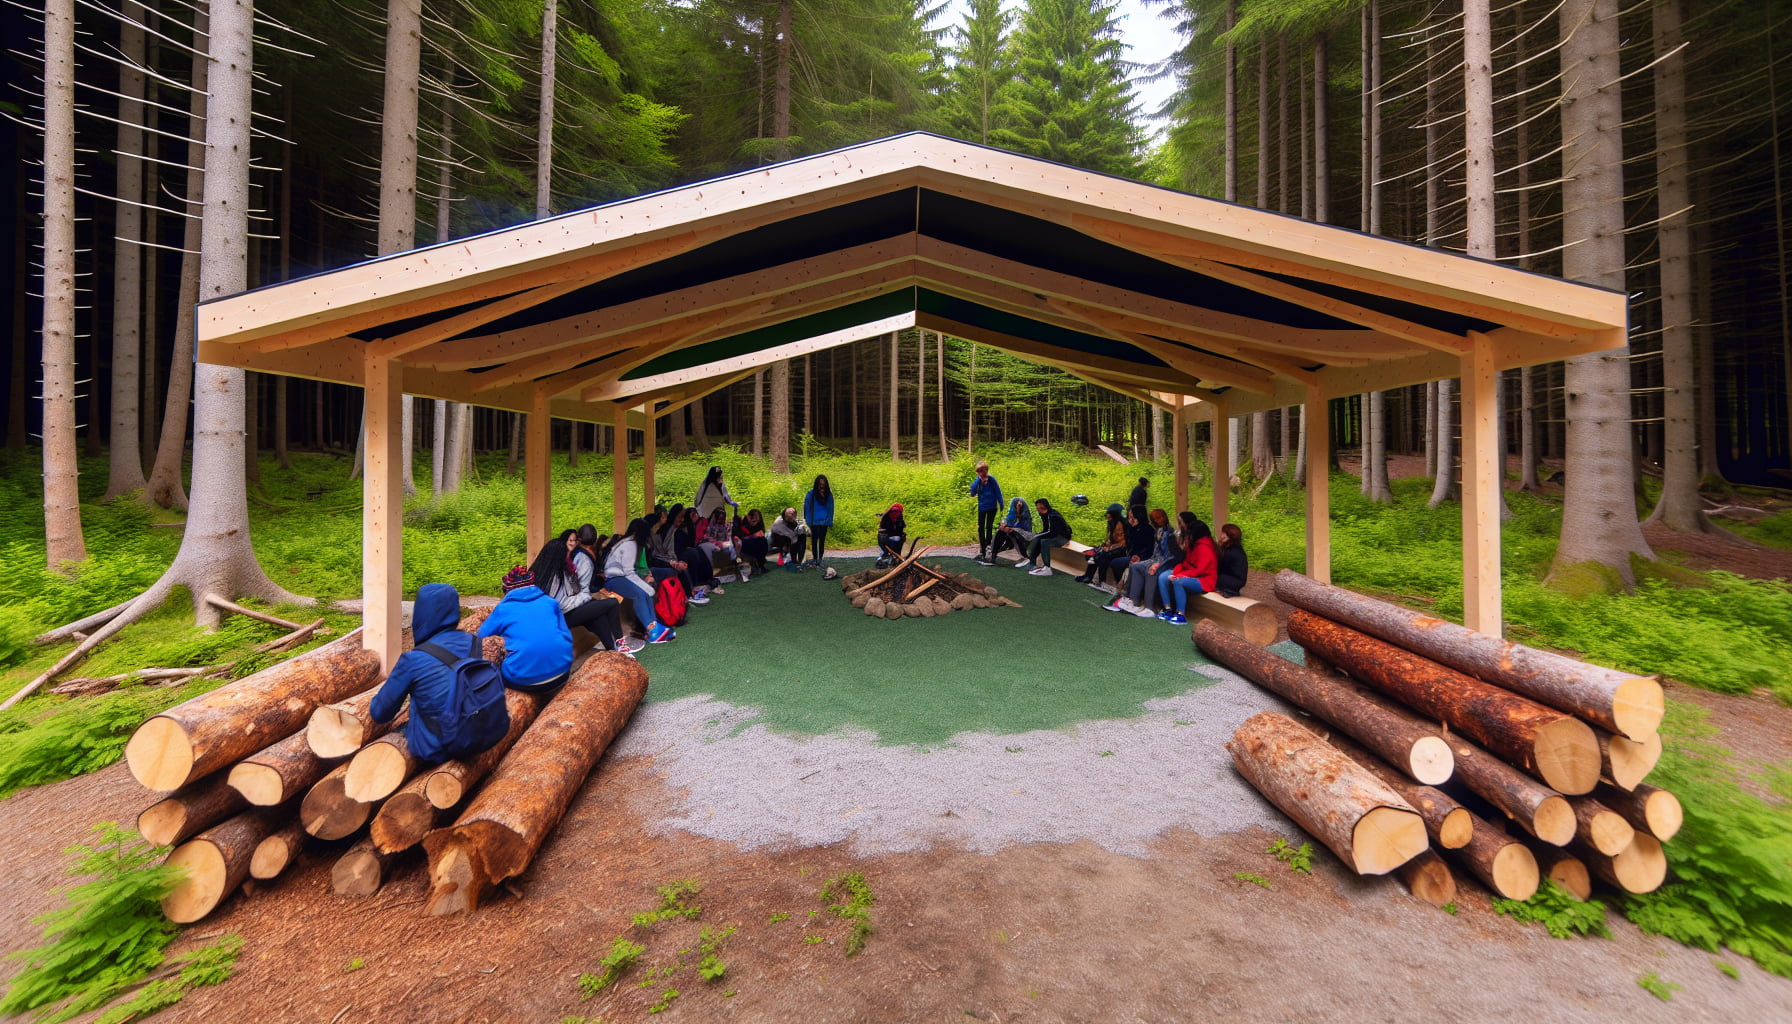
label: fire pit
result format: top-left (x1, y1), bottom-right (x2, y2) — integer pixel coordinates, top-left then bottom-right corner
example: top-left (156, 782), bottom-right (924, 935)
top-left (841, 550), bottom-right (1019, 620)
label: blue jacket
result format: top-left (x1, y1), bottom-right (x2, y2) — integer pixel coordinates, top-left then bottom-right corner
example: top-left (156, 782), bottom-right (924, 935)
top-left (1002, 497), bottom-right (1032, 532)
top-left (804, 488), bottom-right (835, 526)
top-left (478, 585), bottom-right (574, 688)
top-left (370, 582), bottom-right (473, 763)
top-left (969, 473), bottom-right (1003, 512)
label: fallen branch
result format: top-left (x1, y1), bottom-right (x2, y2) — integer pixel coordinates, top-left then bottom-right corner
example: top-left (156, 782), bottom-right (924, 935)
top-left (50, 666), bottom-right (209, 696)
top-left (204, 595), bottom-right (306, 632)
top-left (847, 546), bottom-right (937, 597)
top-left (255, 618), bottom-right (326, 653)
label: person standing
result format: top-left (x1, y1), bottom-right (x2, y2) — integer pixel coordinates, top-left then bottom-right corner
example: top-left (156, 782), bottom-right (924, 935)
top-left (968, 460), bottom-right (1003, 565)
top-left (693, 465), bottom-right (739, 520)
top-left (803, 473), bottom-right (835, 568)
top-left (1128, 476), bottom-right (1150, 512)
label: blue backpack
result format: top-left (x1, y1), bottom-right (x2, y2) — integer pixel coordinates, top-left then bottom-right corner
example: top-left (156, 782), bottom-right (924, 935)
top-left (418, 641), bottom-right (511, 760)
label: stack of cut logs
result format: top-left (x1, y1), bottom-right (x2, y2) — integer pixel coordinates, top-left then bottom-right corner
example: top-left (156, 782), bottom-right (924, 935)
top-left (1200, 569), bottom-right (1680, 909)
top-left (125, 611), bottom-right (646, 922)
top-left (842, 546), bottom-right (1019, 619)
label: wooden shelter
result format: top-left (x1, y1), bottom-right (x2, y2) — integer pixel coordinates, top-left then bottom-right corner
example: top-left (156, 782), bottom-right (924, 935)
top-left (196, 134), bottom-right (1627, 671)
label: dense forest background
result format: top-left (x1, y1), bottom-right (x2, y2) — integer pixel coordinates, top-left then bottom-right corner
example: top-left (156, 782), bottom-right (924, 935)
top-left (4, 0), bottom-right (1791, 549)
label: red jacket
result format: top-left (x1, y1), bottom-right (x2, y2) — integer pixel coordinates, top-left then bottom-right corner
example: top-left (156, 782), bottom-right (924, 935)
top-left (1170, 536), bottom-right (1219, 592)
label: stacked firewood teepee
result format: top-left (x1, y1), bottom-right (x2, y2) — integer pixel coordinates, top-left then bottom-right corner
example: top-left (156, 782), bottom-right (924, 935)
top-left (126, 612), bottom-right (646, 922)
top-left (1201, 570), bottom-right (1677, 908)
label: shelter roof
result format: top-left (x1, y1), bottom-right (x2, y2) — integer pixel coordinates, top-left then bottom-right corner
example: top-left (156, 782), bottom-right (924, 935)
top-left (197, 133), bottom-right (1627, 421)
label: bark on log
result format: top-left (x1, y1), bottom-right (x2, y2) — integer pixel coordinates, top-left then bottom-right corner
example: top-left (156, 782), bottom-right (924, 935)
top-left (1225, 712), bottom-right (1428, 875)
top-left (126, 630), bottom-right (382, 791)
top-left (1325, 732), bottom-right (1472, 849)
top-left (1530, 844), bottom-right (1593, 900)
top-left (1394, 849), bottom-right (1458, 908)
top-left (423, 688), bottom-right (547, 809)
top-left (1599, 729), bottom-right (1662, 791)
top-left (1196, 620), bottom-right (1454, 784)
top-left (228, 729), bottom-right (343, 806)
top-left (137, 773), bottom-right (247, 847)
top-left (300, 761), bottom-right (374, 840)
top-left (423, 652), bottom-right (648, 915)
top-left (1288, 610), bottom-right (1599, 795)
top-left (1580, 832), bottom-right (1667, 894)
top-left (307, 685), bottom-right (391, 759)
top-left (370, 774), bottom-right (444, 855)
top-left (1447, 736), bottom-right (1575, 845)
top-left (1444, 808), bottom-right (1540, 900)
top-left (332, 837), bottom-right (395, 897)
top-left (162, 806), bottom-right (287, 922)
top-left (1273, 570), bottom-right (1664, 741)
top-left (249, 820), bottom-right (306, 880)
top-left (344, 732), bottom-right (421, 803)
top-left (1568, 795), bottom-right (1636, 856)
top-left (1595, 782), bottom-right (1682, 842)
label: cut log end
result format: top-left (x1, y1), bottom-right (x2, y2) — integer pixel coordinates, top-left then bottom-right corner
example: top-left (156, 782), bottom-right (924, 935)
top-left (370, 791), bottom-right (437, 855)
top-left (1642, 789), bottom-right (1683, 842)
top-left (1542, 852), bottom-right (1593, 901)
top-left (125, 716), bottom-right (195, 792)
top-left (1490, 843), bottom-right (1541, 901)
top-left (162, 841), bottom-right (228, 923)
top-left (424, 772), bottom-right (464, 810)
top-left (307, 704), bottom-right (367, 759)
top-left (1584, 808), bottom-right (1636, 857)
top-left (1611, 677), bottom-right (1666, 743)
top-left (1437, 808), bottom-right (1473, 850)
top-left (1602, 833), bottom-right (1668, 894)
top-left (300, 773), bottom-right (371, 841)
top-left (1350, 806), bottom-right (1430, 875)
top-left (1408, 736), bottom-right (1455, 787)
top-left (137, 801), bottom-right (190, 849)
top-left (1395, 849), bottom-right (1458, 908)
top-left (1604, 731), bottom-right (1664, 791)
top-left (344, 739), bottom-right (412, 803)
top-left (1533, 717), bottom-right (1601, 795)
top-left (332, 842), bottom-right (390, 897)
top-left (227, 763), bottom-right (286, 807)
top-left (1531, 796), bottom-right (1576, 847)
top-left (425, 845), bottom-right (481, 916)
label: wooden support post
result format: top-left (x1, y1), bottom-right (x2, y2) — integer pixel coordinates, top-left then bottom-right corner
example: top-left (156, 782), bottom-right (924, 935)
top-left (1304, 386), bottom-right (1331, 584)
top-left (363, 354), bottom-right (404, 674)
top-left (641, 403), bottom-right (656, 511)
top-left (1172, 400), bottom-right (1189, 515)
top-left (525, 388), bottom-right (551, 557)
top-left (1211, 405), bottom-right (1231, 526)
top-left (611, 402), bottom-right (628, 533)
top-left (1460, 336), bottom-right (1501, 634)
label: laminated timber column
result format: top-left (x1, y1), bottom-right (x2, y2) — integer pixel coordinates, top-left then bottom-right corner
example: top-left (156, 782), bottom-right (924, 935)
top-left (1211, 404), bottom-right (1231, 526)
top-left (611, 403), bottom-right (629, 533)
top-left (1304, 386), bottom-right (1331, 584)
top-left (1460, 336), bottom-right (1501, 634)
top-left (1172, 400), bottom-right (1190, 516)
top-left (641, 404), bottom-right (656, 511)
top-left (525, 388), bottom-right (551, 557)
top-left (363, 353), bottom-right (404, 674)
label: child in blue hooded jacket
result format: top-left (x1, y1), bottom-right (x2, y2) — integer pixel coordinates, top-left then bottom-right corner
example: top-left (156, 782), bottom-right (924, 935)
top-left (478, 566), bottom-right (575, 693)
top-left (369, 582), bottom-right (492, 762)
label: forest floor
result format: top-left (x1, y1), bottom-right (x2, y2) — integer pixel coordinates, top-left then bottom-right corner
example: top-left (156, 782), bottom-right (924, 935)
top-left (3, 470), bottom-right (1790, 1024)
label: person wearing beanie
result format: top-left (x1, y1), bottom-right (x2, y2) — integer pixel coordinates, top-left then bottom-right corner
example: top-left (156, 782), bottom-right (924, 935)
top-left (876, 503), bottom-right (907, 568)
top-left (968, 461), bottom-right (1003, 565)
top-left (478, 564), bottom-right (576, 693)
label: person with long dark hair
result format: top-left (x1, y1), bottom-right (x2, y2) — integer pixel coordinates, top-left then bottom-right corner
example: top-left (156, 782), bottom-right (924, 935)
top-left (734, 508), bottom-right (770, 575)
top-left (1155, 512), bottom-right (1219, 625)
top-left (769, 507), bottom-right (809, 569)
top-left (1075, 503), bottom-right (1129, 585)
top-left (875, 503), bottom-right (907, 567)
top-left (693, 465), bottom-right (738, 520)
top-left (604, 517), bottom-right (675, 643)
top-left (1107, 508), bottom-right (1177, 616)
top-left (530, 528), bottom-right (633, 655)
top-left (1215, 522), bottom-right (1249, 598)
top-left (803, 473), bottom-right (835, 567)
top-left (1018, 497), bottom-right (1070, 576)
top-left (647, 504), bottom-right (706, 605)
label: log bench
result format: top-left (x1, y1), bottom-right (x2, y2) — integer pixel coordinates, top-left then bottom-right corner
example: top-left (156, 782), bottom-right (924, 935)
top-left (1048, 543), bottom-right (1277, 647)
top-left (1047, 540), bottom-right (1095, 576)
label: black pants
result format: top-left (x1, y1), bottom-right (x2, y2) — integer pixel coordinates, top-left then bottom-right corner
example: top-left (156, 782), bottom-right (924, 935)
top-left (678, 546), bottom-right (715, 586)
top-left (809, 524), bottom-right (829, 561)
top-left (564, 595), bottom-right (624, 651)
top-left (990, 529), bottom-right (1028, 558)
top-left (771, 533), bottom-right (806, 563)
top-left (976, 508), bottom-right (997, 556)
top-left (878, 531), bottom-right (904, 560)
top-left (1090, 549), bottom-right (1131, 583)
top-left (739, 535), bottom-right (769, 569)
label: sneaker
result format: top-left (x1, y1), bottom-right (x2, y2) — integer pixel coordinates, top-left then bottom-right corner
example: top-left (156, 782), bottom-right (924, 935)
top-left (1134, 606), bottom-right (1157, 619)
top-left (1085, 580), bottom-right (1107, 591)
top-left (1015, 561), bottom-right (1034, 570)
top-left (739, 566), bottom-right (751, 582)
top-left (1156, 610), bottom-right (1174, 621)
top-left (787, 562), bottom-right (804, 572)
top-left (974, 557), bottom-right (994, 566)
top-left (1102, 598), bottom-right (1127, 613)
top-left (1166, 612), bottom-right (1188, 625)
top-left (1028, 565), bottom-right (1053, 576)
top-left (692, 585), bottom-right (709, 600)
top-left (688, 593), bottom-right (710, 605)
top-left (614, 638), bottom-right (642, 655)
top-left (646, 623), bottom-right (676, 643)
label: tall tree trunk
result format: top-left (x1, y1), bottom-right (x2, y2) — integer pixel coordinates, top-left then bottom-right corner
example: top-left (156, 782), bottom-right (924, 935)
top-left (751, 370), bottom-right (764, 456)
top-left (888, 332), bottom-right (900, 460)
top-left (536, 0), bottom-right (556, 220)
top-left (669, 401), bottom-right (688, 455)
top-left (1462, 0), bottom-right (1507, 518)
top-left (430, 66), bottom-right (455, 494)
top-left (274, 95), bottom-right (292, 471)
top-left (1313, 34), bottom-right (1329, 224)
top-left (41, 0), bottom-right (87, 566)
top-left (1224, 0), bottom-right (1237, 204)
top-left (147, 11), bottom-right (210, 511)
top-left (383, 0), bottom-right (422, 497)
top-left (937, 333), bottom-right (948, 460)
top-left (1277, 35), bottom-right (1290, 214)
top-left (105, 0), bottom-right (150, 501)
top-left (1251, 412), bottom-right (1271, 481)
top-left (11, 163), bottom-right (31, 451)
top-left (1258, 38), bottom-right (1270, 211)
top-left (1552, 0), bottom-right (1654, 585)
top-left (1367, 390), bottom-right (1393, 502)
top-left (771, 361), bottom-right (790, 473)
top-left (507, 414), bottom-right (522, 475)
top-left (915, 331), bottom-right (926, 463)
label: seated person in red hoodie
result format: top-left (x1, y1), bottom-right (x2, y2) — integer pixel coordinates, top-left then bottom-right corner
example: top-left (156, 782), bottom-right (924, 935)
top-left (477, 565), bottom-right (575, 695)
top-left (1155, 513), bottom-right (1219, 626)
top-left (369, 582), bottom-right (507, 762)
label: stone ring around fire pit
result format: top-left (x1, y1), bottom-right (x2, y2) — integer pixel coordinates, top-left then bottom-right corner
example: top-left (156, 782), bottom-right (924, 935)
top-left (841, 563), bottom-right (1021, 620)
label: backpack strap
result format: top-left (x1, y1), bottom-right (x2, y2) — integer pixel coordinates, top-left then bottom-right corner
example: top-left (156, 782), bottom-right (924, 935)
top-left (419, 641), bottom-right (459, 667)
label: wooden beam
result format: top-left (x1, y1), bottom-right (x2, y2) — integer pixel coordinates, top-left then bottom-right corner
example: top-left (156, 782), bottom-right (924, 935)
top-left (1173, 400), bottom-right (1190, 515)
top-left (1045, 297), bottom-right (1346, 381)
top-left (641, 404), bottom-right (656, 513)
top-left (525, 389), bottom-right (551, 558)
top-left (1061, 372), bottom-right (1182, 411)
top-left (361, 278), bottom-right (595, 361)
top-left (1175, 257), bottom-right (1474, 355)
top-left (611, 403), bottom-right (629, 533)
top-left (917, 313), bottom-right (1205, 392)
top-left (1304, 386), bottom-right (1331, 584)
top-left (1212, 405), bottom-right (1231, 526)
top-left (1460, 335), bottom-right (1501, 635)
top-left (362, 354), bottom-right (403, 675)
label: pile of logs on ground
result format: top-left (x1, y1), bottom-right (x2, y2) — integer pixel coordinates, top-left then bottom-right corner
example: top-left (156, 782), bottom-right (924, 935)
top-left (1203, 569), bottom-right (1679, 911)
top-left (127, 610), bottom-right (647, 922)
top-left (842, 547), bottom-right (1020, 619)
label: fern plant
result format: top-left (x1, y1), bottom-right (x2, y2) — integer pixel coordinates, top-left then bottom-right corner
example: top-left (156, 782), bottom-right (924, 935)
top-left (1493, 881), bottom-right (1612, 939)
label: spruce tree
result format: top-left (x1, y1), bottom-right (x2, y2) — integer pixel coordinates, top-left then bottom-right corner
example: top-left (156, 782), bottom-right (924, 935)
top-left (991, 0), bottom-right (1144, 178)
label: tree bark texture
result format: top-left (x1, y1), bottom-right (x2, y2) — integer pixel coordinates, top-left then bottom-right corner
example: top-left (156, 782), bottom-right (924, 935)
top-left (1395, 848), bottom-right (1457, 908)
top-left (228, 728), bottom-right (345, 806)
top-left (423, 653), bottom-right (647, 914)
top-left (1594, 782), bottom-right (1681, 841)
top-left (1272, 570), bottom-right (1663, 741)
top-left (138, 773), bottom-right (248, 847)
top-left (423, 686), bottom-right (548, 809)
top-left (127, 633), bottom-right (378, 791)
top-left (1286, 610), bottom-right (1599, 795)
top-left (1445, 734), bottom-right (1574, 845)
top-left (1444, 808), bottom-right (1540, 900)
top-left (1194, 621), bottom-right (1452, 784)
top-left (104, 0), bottom-right (150, 501)
top-left (40, 0), bottom-right (86, 567)
top-left (1325, 732), bottom-right (1472, 849)
top-left (1225, 712), bottom-right (1427, 876)
top-left (162, 806), bottom-right (287, 922)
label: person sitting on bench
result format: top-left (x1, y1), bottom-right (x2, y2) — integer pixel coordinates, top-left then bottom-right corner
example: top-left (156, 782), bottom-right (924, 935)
top-left (1155, 513), bottom-right (1219, 626)
top-left (876, 503), bottom-right (907, 568)
top-left (1215, 522), bottom-right (1249, 598)
top-left (1018, 498), bottom-right (1071, 576)
top-left (990, 495), bottom-right (1033, 563)
top-left (478, 565), bottom-right (576, 694)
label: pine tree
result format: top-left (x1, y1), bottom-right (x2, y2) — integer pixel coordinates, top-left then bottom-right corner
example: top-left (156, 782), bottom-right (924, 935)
top-left (993, 0), bottom-right (1144, 178)
top-left (936, 0), bottom-right (1014, 145)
